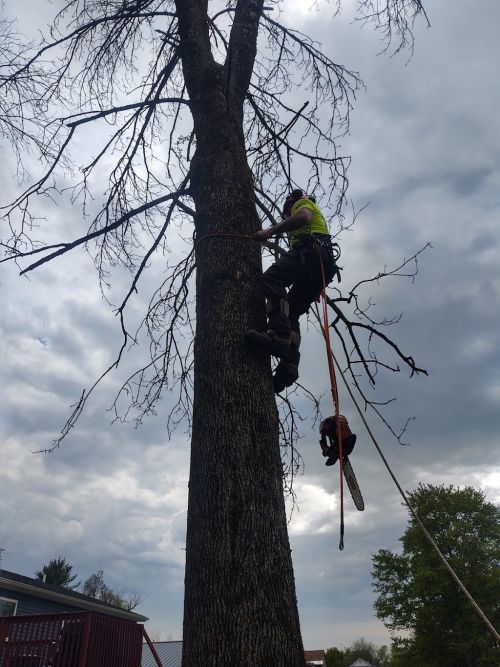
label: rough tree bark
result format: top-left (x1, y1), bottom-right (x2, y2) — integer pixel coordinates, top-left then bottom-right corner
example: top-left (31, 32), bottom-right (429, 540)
top-left (176, 1), bottom-right (305, 664)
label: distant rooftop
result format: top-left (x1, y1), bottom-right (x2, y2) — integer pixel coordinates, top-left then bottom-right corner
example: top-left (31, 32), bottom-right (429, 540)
top-left (142, 643), bottom-right (326, 667)
top-left (142, 640), bottom-right (182, 667)
top-left (305, 648), bottom-right (327, 665)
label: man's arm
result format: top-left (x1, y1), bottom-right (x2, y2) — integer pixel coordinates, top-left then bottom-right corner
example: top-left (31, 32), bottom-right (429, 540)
top-left (254, 207), bottom-right (312, 242)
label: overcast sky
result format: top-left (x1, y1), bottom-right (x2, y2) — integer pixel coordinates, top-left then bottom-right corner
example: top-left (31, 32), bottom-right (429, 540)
top-left (1, 0), bottom-right (500, 654)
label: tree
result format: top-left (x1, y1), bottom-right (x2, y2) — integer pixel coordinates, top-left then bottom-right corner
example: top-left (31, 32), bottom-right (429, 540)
top-left (35, 557), bottom-right (81, 589)
top-left (325, 646), bottom-right (345, 667)
top-left (82, 570), bottom-right (142, 611)
top-left (372, 484), bottom-right (500, 667)
top-left (343, 638), bottom-right (390, 666)
top-left (326, 639), bottom-right (391, 667)
top-left (1, 1), bottom-right (429, 665)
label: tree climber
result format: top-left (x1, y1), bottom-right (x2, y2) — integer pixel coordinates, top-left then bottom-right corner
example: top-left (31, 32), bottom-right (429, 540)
top-left (246, 189), bottom-right (339, 393)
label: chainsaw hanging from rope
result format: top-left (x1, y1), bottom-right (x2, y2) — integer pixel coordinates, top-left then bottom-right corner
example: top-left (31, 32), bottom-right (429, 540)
top-left (319, 415), bottom-right (364, 514)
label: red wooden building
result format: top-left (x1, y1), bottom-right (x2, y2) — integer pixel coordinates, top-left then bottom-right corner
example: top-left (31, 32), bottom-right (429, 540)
top-left (0, 569), bottom-right (161, 667)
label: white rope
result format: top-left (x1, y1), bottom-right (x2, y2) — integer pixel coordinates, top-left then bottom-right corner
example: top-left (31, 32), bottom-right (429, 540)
top-left (333, 355), bottom-right (500, 644)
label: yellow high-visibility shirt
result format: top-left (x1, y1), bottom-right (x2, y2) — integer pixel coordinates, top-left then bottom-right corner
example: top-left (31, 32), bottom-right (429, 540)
top-left (288, 198), bottom-right (329, 247)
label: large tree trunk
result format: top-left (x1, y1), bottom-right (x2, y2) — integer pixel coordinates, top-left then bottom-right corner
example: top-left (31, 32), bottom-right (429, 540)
top-left (183, 151), bottom-right (306, 665)
top-left (177, 5), bottom-right (305, 664)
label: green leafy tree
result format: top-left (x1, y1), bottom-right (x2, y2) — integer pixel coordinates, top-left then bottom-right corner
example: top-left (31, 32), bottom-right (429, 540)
top-left (372, 484), bottom-right (500, 667)
top-left (344, 638), bottom-right (391, 666)
top-left (82, 570), bottom-right (142, 611)
top-left (326, 639), bottom-right (391, 667)
top-left (325, 646), bottom-right (345, 667)
top-left (35, 557), bottom-right (81, 589)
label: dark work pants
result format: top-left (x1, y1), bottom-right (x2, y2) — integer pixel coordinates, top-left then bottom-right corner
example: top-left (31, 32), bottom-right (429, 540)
top-left (262, 238), bottom-right (337, 336)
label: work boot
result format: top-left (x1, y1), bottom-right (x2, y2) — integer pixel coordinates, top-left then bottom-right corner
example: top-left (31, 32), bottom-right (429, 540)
top-left (245, 297), bottom-right (291, 358)
top-left (273, 332), bottom-right (301, 393)
top-left (245, 328), bottom-right (291, 358)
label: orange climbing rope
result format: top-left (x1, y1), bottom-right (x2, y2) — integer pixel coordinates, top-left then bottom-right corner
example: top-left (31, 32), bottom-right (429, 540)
top-left (317, 248), bottom-right (345, 550)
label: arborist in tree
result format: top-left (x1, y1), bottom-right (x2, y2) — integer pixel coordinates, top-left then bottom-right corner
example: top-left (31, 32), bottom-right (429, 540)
top-left (246, 189), bottom-right (339, 393)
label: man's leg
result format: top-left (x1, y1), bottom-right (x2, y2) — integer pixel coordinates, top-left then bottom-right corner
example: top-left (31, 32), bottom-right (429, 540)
top-left (273, 245), bottom-right (333, 392)
top-left (245, 247), bottom-right (303, 358)
top-left (272, 327), bottom-right (301, 393)
top-left (272, 288), bottom-right (308, 393)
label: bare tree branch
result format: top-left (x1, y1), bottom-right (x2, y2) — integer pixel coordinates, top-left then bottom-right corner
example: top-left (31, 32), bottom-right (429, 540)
top-left (1, 0), bottom-right (429, 461)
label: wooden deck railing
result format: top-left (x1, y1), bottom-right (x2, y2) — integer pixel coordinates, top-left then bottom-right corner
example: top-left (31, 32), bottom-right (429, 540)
top-left (0, 611), bottom-right (145, 667)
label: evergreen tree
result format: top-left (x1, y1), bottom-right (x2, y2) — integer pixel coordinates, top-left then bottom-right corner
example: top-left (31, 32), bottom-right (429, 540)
top-left (35, 557), bottom-right (80, 589)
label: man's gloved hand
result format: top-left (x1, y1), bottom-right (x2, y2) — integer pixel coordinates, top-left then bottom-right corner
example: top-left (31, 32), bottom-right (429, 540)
top-left (254, 228), bottom-right (275, 242)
